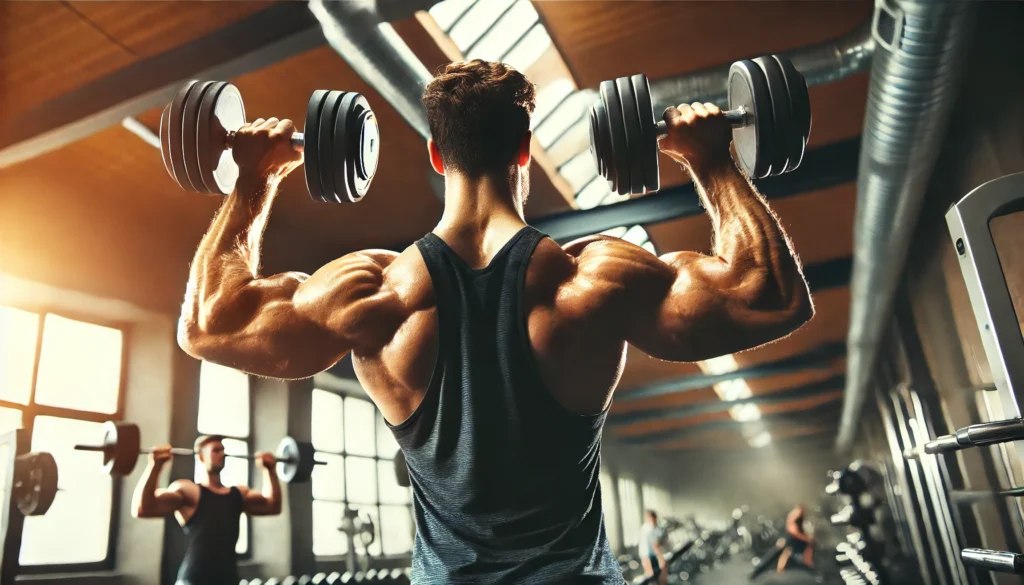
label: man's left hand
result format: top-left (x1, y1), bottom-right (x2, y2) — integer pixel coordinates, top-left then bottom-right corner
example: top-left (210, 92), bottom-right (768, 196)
top-left (255, 451), bottom-right (277, 469)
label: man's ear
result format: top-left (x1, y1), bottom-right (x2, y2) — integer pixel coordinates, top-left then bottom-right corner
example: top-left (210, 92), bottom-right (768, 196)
top-left (517, 131), bottom-right (532, 167)
top-left (428, 138), bottom-right (445, 175)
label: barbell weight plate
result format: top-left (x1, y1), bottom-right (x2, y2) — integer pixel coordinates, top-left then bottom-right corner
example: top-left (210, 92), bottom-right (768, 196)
top-left (330, 91), bottom-right (357, 204)
top-left (728, 60), bottom-right (775, 179)
top-left (15, 451), bottom-right (58, 516)
top-left (774, 55), bottom-right (811, 172)
top-left (209, 83), bottom-right (246, 195)
top-left (588, 101), bottom-right (611, 183)
top-left (159, 104), bottom-right (174, 181)
top-left (317, 91), bottom-right (345, 203)
top-left (181, 81), bottom-right (217, 193)
top-left (167, 80), bottom-right (198, 190)
top-left (615, 76), bottom-right (646, 196)
top-left (104, 421), bottom-right (141, 477)
top-left (196, 81), bottom-right (229, 194)
top-left (752, 56), bottom-right (793, 177)
top-left (630, 74), bottom-right (660, 194)
top-left (276, 436), bottom-right (300, 484)
top-left (347, 95), bottom-right (377, 202)
top-left (293, 440), bottom-right (316, 484)
top-left (304, 90), bottom-right (329, 202)
top-left (598, 80), bottom-right (631, 195)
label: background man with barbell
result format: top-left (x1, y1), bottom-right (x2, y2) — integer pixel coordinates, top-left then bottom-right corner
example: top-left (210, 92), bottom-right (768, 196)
top-left (176, 58), bottom-right (812, 583)
top-left (131, 435), bottom-right (282, 585)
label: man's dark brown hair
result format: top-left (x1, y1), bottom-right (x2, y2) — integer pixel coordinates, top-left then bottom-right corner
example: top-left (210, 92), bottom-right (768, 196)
top-left (422, 60), bottom-right (537, 177)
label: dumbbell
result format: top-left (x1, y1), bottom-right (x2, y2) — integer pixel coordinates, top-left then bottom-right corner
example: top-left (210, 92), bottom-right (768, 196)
top-left (73, 421), bottom-right (323, 484)
top-left (588, 54), bottom-right (811, 195)
top-left (159, 80), bottom-right (379, 203)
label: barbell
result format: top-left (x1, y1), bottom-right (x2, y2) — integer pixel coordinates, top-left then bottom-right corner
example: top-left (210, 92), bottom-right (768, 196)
top-left (159, 80), bottom-right (379, 203)
top-left (73, 421), bottom-right (321, 484)
top-left (13, 451), bottom-right (59, 517)
top-left (589, 54), bottom-right (811, 195)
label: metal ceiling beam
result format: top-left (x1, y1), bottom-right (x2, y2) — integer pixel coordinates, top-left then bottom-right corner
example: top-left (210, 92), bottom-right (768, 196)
top-left (609, 374), bottom-right (845, 427)
top-left (616, 341), bottom-right (845, 403)
top-left (534, 137), bottom-right (860, 243)
top-left (0, 3), bottom-right (326, 169)
top-left (621, 399), bottom-right (842, 446)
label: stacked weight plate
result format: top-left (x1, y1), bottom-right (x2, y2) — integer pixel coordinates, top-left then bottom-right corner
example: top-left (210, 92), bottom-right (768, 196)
top-left (303, 90), bottom-right (379, 204)
top-left (589, 54), bottom-right (811, 195)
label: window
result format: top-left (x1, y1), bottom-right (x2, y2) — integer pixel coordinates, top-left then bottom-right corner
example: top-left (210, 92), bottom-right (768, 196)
top-left (311, 389), bottom-right (413, 557)
top-left (0, 307), bottom-right (126, 569)
top-left (195, 361), bottom-right (251, 555)
top-left (641, 484), bottom-right (673, 519)
top-left (618, 477), bottom-right (641, 547)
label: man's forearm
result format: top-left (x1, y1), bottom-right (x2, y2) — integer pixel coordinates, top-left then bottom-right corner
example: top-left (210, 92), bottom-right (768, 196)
top-left (131, 463), bottom-right (163, 517)
top-left (261, 465), bottom-right (282, 513)
top-left (183, 176), bottom-right (280, 333)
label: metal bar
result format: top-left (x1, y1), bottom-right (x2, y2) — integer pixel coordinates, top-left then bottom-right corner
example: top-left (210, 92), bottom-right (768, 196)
top-left (950, 487), bottom-right (1024, 505)
top-left (534, 137), bottom-right (860, 243)
top-left (0, 3), bottom-right (325, 169)
top-left (608, 374), bottom-right (844, 427)
top-left (616, 341), bottom-right (845, 403)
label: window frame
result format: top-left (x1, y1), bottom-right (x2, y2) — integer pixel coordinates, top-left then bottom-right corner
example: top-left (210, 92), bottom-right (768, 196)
top-left (3, 304), bottom-right (131, 575)
top-left (310, 388), bottom-right (413, 560)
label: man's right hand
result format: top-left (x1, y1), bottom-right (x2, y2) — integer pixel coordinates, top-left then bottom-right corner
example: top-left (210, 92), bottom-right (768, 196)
top-left (660, 102), bottom-right (732, 171)
top-left (148, 444), bottom-right (173, 466)
top-left (231, 117), bottom-right (303, 182)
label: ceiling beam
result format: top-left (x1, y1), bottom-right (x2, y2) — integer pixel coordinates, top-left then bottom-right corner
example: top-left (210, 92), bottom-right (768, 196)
top-left (616, 341), bottom-right (845, 403)
top-left (0, 3), bottom-right (325, 169)
top-left (533, 137), bottom-right (860, 243)
top-left (609, 374), bottom-right (845, 427)
top-left (661, 427), bottom-right (834, 452)
top-left (621, 399), bottom-right (842, 446)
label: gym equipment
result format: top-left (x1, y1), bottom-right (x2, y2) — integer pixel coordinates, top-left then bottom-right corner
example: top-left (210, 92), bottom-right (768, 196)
top-left (915, 417), bottom-right (1024, 456)
top-left (12, 451), bottom-right (58, 516)
top-left (160, 80), bottom-right (379, 203)
top-left (73, 421), bottom-right (321, 484)
top-left (589, 54), bottom-right (811, 195)
top-left (961, 548), bottom-right (1024, 574)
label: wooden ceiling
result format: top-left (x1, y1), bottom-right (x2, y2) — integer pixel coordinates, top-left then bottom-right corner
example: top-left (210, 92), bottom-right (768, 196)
top-left (0, 0), bottom-right (871, 452)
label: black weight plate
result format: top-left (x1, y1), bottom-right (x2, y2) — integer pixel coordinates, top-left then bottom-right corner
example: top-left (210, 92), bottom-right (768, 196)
top-left (630, 74), bottom-right (660, 193)
top-left (753, 56), bottom-right (792, 177)
top-left (588, 102), bottom-right (611, 183)
top-left (159, 104), bottom-right (175, 182)
top-left (599, 80), bottom-right (630, 194)
top-left (774, 55), bottom-right (811, 172)
top-left (350, 95), bottom-right (378, 201)
top-left (104, 421), bottom-right (140, 477)
top-left (318, 91), bottom-right (344, 202)
top-left (728, 60), bottom-right (775, 179)
top-left (168, 80), bottom-right (198, 191)
top-left (196, 81), bottom-right (228, 194)
top-left (210, 84), bottom-right (246, 195)
top-left (615, 77), bottom-right (645, 196)
top-left (181, 81), bottom-right (215, 193)
top-left (292, 440), bottom-right (316, 484)
top-left (304, 90), bottom-right (329, 202)
top-left (331, 91), bottom-right (357, 204)
top-left (15, 451), bottom-right (58, 516)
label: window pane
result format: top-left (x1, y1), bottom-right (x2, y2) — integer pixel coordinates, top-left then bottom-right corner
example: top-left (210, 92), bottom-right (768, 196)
top-left (236, 513), bottom-right (248, 555)
top-left (618, 477), bottom-right (641, 547)
top-left (313, 500), bottom-right (349, 556)
top-left (35, 315), bottom-right (122, 413)
top-left (346, 456), bottom-right (377, 504)
top-left (0, 408), bottom-right (22, 435)
top-left (195, 438), bottom-right (249, 488)
top-left (353, 505), bottom-right (381, 557)
top-left (378, 460), bottom-right (411, 505)
top-left (0, 306), bottom-right (38, 405)
top-left (312, 389), bottom-right (344, 453)
top-left (381, 505), bottom-right (415, 555)
top-left (344, 399), bottom-right (376, 457)
top-left (22, 417), bottom-right (111, 565)
top-left (197, 362), bottom-right (249, 437)
top-left (376, 412), bottom-right (399, 459)
top-left (313, 452), bottom-right (346, 501)
top-left (0, 442), bottom-right (10, 537)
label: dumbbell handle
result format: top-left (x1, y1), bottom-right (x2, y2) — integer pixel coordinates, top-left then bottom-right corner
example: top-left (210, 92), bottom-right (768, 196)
top-left (73, 444), bottom-right (322, 465)
top-left (654, 108), bottom-right (750, 140)
top-left (961, 548), bottom-right (1024, 574)
top-left (224, 131), bottom-right (305, 153)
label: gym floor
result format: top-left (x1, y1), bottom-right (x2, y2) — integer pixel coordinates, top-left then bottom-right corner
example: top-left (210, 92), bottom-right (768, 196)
top-left (2, 2), bottom-right (1024, 585)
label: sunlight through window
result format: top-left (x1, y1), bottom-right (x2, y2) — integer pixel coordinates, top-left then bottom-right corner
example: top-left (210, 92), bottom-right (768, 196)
top-left (0, 306), bottom-right (38, 405)
top-left (35, 315), bottom-right (122, 413)
top-left (197, 362), bottom-right (249, 438)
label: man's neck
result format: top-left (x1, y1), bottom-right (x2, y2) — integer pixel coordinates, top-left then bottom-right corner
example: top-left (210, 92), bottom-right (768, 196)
top-left (437, 170), bottom-right (525, 231)
top-left (205, 474), bottom-right (225, 489)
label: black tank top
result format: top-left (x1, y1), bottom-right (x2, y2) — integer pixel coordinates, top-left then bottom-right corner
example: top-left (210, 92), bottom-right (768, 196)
top-left (176, 485), bottom-right (243, 585)
top-left (390, 226), bottom-right (622, 584)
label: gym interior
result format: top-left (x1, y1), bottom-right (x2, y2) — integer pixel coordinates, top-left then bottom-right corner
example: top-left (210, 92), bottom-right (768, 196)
top-left (2, 1), bottom-right (1024, 584)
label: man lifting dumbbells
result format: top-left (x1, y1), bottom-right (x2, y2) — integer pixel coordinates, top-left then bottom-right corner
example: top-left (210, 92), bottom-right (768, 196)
top-left (131, 435), bottom-right (282, 585)
top-left (172, 57), bottom-right (812, 583)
